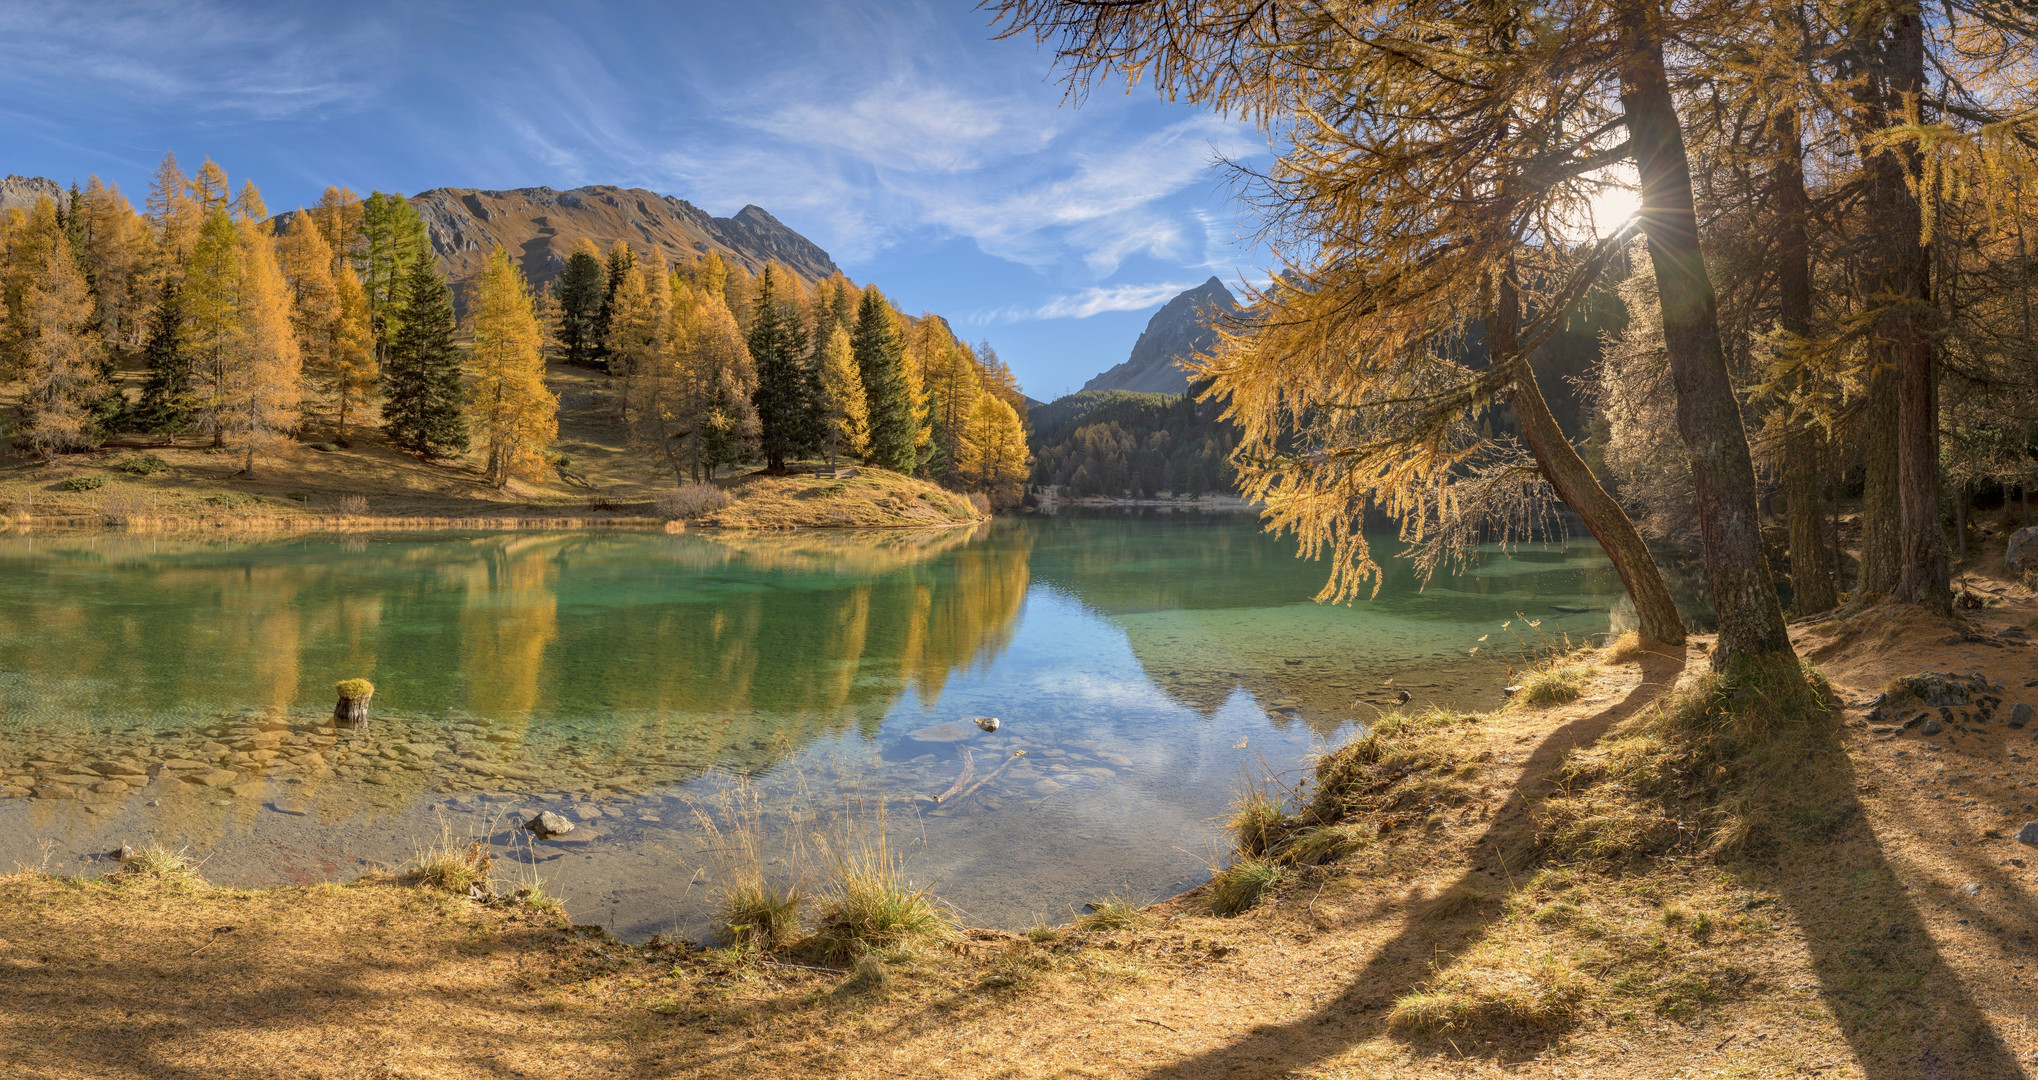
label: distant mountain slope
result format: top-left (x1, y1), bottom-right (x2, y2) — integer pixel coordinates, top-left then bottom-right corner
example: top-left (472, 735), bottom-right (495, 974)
top-left (1080, 277), bottom-right (1240, 395)
top-left (408, 184), bottom-right (840, 297)
top-left (0, 175), bottom-right (64, 217)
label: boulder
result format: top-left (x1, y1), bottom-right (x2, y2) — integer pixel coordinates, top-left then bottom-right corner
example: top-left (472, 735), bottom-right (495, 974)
top-left (2012, 703), bottom-right (2034, 729)
top-left (2008, 527), bottom-right (2038, 575)
top-left (524, 811), bottom-right (575, 838)
top-left (2019, 821), bottom-right (2038, 847)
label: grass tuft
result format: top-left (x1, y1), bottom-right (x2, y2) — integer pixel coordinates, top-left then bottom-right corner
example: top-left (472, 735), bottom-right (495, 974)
top-left (1516, 661), bottom-right (1592, 705)
top-left (335, 677), bottom-right (375, 698)
top-left (1228, 779), bottom-right (1290, 858)
top-left (814, 803), bottom-right (955, 960)
top-left (118, 842), bottom-right (195, 877)
top-left (724, 881), bottom-right (804, 952)
top-left (403, 830), bottom-right (493, 894)
top-left (1208, 857), bottom-right (1284, 916)
top-left (1074, 895), bottom-right (1152, 932)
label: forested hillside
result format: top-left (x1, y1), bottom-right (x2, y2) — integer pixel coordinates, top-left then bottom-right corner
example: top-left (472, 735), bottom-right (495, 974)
top-left (1028, 389), bottom-right (1236, 497)
top-left (0, 156), bottom-right (1029, 510)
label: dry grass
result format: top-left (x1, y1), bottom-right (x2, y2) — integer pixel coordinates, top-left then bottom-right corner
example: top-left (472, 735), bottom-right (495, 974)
top-left (812, 802), bottom-right (955, 960)
top-left (403, 829), bottom-right (494, 895)
top-left (655, 482), bottom-right (732, 520)
top-left (1515, 660), bottom-right (1594, 705)
top-left (705, 471), bottom-right (983, 529)
top-left (117, 841), bottom-right (196, 878)
top-left (689, 778), bottom-right (809, 951)
top-left (1073, 895), bottom-right (1152, 931)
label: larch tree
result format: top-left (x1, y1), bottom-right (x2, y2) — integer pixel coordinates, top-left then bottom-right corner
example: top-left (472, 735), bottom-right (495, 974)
top-left (277, 218), bottom-right (343, 429)
top-left (310, 186), bottom-right (365, 265)
top-left (2, 196), bottom-right (109, 459)
top-left (691, 282), bottom-right (760, 479)
top-left (603, 256), bottom-right (667, 381)
top-left (815, 322), bottom-right (868, 464)
top-left (216, 213), bottom-right (301, 477)
top-left (180, 209), bottom-right (244, 449)
top-left (989, 0), bottom-right (1807, 663)
top-left (146, 152), bottom-right (203, 273)
top-left (467, 247), bottom-right (556, 488)
top-left (329, 261), bottom-right (376, 440)
top-left (959, 390), bottom-right (1029, 506)
top-left (747, 264), bottom-right (819, 472)
top-left (852, 285), bottom-right (916, 473)
top-left (72, 177), bottom-right (159, 362)
top-left (553, 238), bottom-right (606, 367)
top-left (382, 254), bottom-right (467, 459)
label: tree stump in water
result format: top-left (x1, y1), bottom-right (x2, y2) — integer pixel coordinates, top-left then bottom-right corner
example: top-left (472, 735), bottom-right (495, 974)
top-left (334, 678), bottom-right (375, 726)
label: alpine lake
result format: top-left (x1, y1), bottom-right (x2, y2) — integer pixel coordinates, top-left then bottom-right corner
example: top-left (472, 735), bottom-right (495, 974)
top-left (0, 510), bottom-right (1657, 940)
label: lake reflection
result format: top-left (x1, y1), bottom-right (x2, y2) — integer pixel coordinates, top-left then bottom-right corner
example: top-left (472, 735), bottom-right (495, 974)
top-left (0, 514), bottom-right (1638, 938)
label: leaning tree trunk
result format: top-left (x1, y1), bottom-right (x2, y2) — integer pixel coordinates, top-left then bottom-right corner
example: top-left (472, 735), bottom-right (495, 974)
top-left (1873, 7), bottom-right (1950, 613)
top-left (1616, 0), bottom-right (1796, 670)
top-left (1774, 107), bottom-right (1838, 614)
top-left (1496, 275), bottom-right (1686, 645)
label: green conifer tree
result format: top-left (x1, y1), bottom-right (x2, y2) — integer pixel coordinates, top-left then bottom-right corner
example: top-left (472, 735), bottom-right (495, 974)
top-left (852, 286), bottom-right (915, 472)
top-left (553, 240), bottom-right (606, 366)
top-left (135, 281), bottom-right (192, 431)
top-left (592, 241), bottom-right (637, 369)
top-left (747, 265), bottom-right (817, 472)
top-left (382, 257), bottom-right (467, 458)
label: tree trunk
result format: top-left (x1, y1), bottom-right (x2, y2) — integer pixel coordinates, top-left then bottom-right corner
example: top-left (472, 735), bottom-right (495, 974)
top-left (1496, 275), bottom-right (1685, 645)
top-left (1879, 10), bottom-right (1948, 612)
top-left (1858, 371), bottom-right (1901, 595)
top-left (1615, 0), bottom-right (1796, 670)
top-left (1774, 107), bottom-right (1838, 615)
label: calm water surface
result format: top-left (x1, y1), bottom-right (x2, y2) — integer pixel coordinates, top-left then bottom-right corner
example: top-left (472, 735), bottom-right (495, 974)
top-left (0, 512), bottom-right (1636, 939)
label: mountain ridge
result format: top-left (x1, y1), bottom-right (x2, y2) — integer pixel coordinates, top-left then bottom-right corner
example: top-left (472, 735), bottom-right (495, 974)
top-left (1077, 276), bottom-right (1240, 396)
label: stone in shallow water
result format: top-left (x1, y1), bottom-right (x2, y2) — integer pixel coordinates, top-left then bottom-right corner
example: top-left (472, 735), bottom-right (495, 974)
top-left (525, 811), bottom-right (575, 838)
top-left (908, 718), bottom-right (999, 743)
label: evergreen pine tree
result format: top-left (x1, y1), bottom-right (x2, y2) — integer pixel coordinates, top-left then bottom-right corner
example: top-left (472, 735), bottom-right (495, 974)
top-left (592, 241), bottom-right (636, 369)
top-left (136, 280), bottom-right (192, 432)
top-left (851, 286), bottom-right (915, 473)
top-left (746, 265), bottom-right (818, 472)
top-left (553, 239), bottom-right (606, 367)
top-left (382, 256), bottom-right (466, 458)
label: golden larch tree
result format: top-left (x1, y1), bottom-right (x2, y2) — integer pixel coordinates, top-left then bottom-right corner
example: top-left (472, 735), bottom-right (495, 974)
top-left (467, 247), bottom-right (557, 488)
top-left (329, 261), bottom-right (376, 438)
top-left (815, 322), bottom-right (868, 463)
top-left (2, 196), bottom-right (109, 458)
top-left (277, 218), bottom-right (343, 428)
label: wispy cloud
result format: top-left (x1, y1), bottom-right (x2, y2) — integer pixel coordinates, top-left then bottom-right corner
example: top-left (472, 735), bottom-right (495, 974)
top-left (0, 3), bottom-right (395, 119)
top-left (972, 281), bottom-right (1201, 324)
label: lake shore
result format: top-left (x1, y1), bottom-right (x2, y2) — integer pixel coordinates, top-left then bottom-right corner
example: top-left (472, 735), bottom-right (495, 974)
top-left (6, 564), bottom-right (2033, 1078)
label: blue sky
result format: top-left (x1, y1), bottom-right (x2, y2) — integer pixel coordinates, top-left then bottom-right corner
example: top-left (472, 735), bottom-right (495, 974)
top-left (0, 0), bottom-right (1269, 400)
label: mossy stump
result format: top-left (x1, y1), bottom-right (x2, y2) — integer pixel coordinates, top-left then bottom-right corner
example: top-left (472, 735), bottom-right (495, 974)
top-left (334, 678), bottom-right (375, 726)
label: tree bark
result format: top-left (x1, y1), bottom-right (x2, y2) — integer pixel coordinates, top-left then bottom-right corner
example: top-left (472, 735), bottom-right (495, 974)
top-left (1874, 8), bottom-right (1950, 612)
top-left (1858, 370), bottom-right (1901, 595)
top-left (1615, 0), bottom-right (1796, 669)
top-left (1496, 275), bottom-right (1685, 645)
top-left (1774, 107), bottom-right (1838, 614)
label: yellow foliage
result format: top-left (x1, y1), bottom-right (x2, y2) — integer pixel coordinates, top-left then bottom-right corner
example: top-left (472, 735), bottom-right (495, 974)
top-left (467, 247), bottom-right (557, 487)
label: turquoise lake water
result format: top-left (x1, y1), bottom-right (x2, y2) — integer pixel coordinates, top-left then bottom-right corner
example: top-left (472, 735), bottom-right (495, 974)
top-left (0, 511), bottom-right (1643, 939)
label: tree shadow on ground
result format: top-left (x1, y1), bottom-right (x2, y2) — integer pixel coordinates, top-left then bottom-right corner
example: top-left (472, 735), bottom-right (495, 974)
top-left (1126, 645), bottom-right (2030, 1080)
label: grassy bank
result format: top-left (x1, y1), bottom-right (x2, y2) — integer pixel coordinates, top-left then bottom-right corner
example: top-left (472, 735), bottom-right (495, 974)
top-left (6, 575), bottom-right (2037, 1078)
top-left (0, 364), bottom-right (984, 533)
